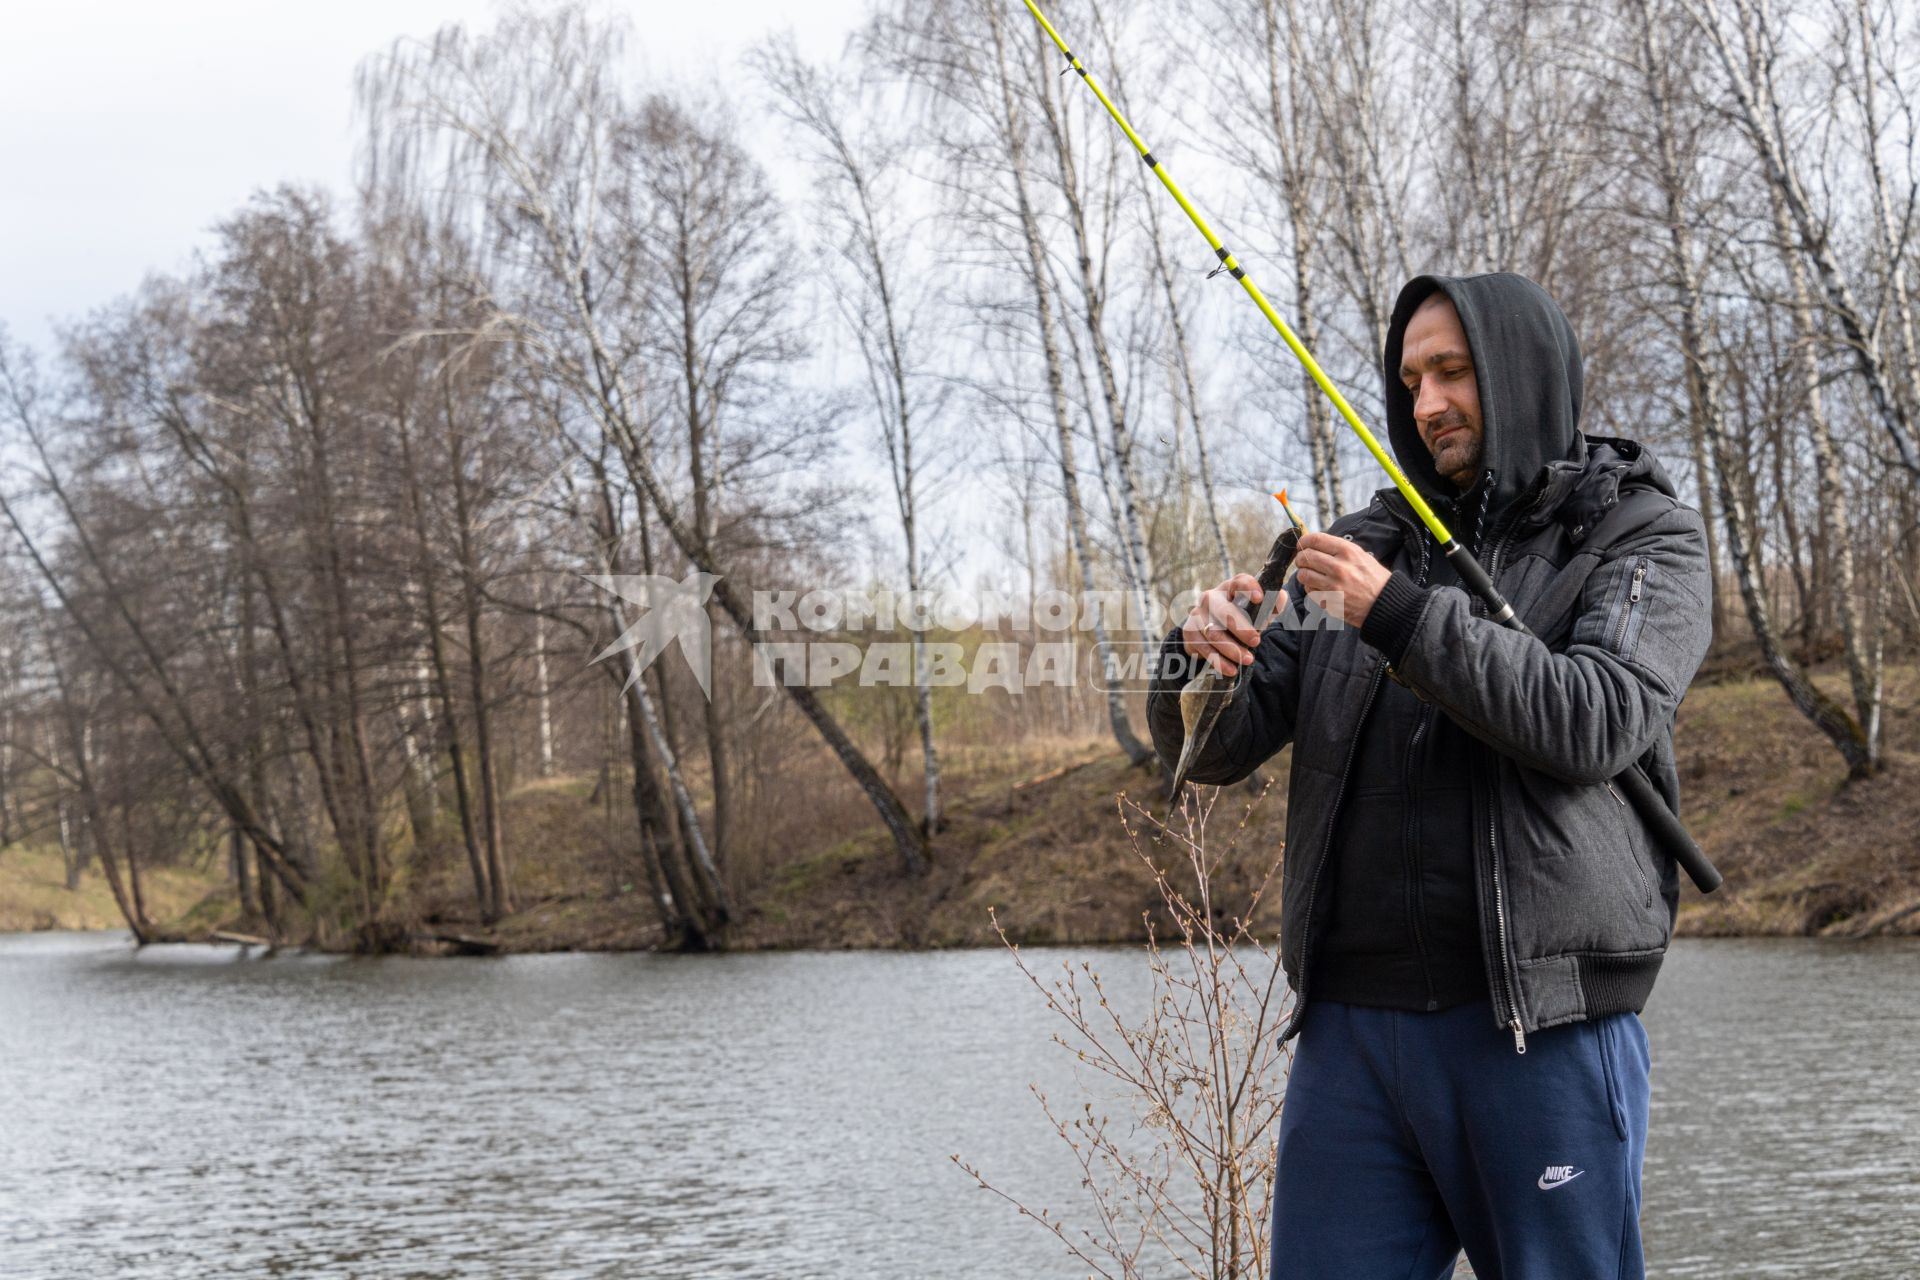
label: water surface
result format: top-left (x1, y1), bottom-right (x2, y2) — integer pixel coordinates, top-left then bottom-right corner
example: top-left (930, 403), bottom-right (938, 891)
top-left (0, 932), bottom-right (1914, 1278)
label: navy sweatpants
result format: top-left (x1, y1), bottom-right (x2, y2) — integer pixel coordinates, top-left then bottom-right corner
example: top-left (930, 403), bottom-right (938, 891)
top-left (1271, 1000), bottom-right (1650, 1280)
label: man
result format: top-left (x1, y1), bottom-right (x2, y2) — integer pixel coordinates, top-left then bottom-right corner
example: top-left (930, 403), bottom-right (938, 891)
top-left (1148, 273), bottom-right (1712, 1279)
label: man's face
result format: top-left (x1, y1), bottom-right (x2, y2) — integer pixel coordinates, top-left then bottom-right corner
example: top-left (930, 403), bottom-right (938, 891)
top-left (1399, 295), bottom-right (1484, 491)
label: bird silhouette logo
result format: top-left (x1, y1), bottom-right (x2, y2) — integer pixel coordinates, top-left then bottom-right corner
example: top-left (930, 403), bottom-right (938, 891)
top-left (583, 571), bottom-right (723, 699)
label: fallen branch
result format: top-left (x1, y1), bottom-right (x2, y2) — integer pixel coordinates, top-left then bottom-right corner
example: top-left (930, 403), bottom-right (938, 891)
top-left (414, 931), bottom-right (503, 956)
top-left (1839, 899), bottom-right (1920, 938)
top-left (1012, 757), bottom-right (1104, 792)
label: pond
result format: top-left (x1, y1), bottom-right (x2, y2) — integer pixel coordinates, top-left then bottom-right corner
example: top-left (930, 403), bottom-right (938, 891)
top-left (1, 932), bottom-right (1915, 1277)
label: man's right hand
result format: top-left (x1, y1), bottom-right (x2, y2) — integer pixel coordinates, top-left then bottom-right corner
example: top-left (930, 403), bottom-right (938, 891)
top-left (1181, 573), bottom-right (1283, 678)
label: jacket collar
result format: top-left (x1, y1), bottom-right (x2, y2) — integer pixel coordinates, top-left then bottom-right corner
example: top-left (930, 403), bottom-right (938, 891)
top-left (1374, 434), bottom-right (1677, 547)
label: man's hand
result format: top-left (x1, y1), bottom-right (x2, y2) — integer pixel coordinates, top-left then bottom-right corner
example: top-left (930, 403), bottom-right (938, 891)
top-left (1180, 573), bottom-right (1281, 678)
top-left (1294, 531), bottom-right (1391, 630)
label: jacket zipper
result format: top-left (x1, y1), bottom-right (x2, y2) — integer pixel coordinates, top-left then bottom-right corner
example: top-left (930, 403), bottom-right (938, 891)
top-left (1612, 560), bottom-right (1648, 653)
top-left (1403, 538), bottom-right (1436, 1009)
top-left (1488, 797), bottom-right (1525, 1054)
top-left (1479, 503), bottom-right (1527, 1054)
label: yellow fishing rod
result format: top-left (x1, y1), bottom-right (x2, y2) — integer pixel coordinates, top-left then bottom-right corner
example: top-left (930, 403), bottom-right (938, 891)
top-left (1023, 0), bottom-right (1723, 893)
top-left (1018, 0), bottom-right (1515, 626)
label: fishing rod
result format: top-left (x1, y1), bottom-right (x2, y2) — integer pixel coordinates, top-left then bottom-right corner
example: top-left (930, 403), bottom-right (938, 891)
top-left (1021, 0), bottom-right (1721, 894)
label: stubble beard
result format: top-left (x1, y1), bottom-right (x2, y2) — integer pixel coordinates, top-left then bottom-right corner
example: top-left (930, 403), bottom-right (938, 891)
top-left (1425, 414), bottom-right (1484, 490)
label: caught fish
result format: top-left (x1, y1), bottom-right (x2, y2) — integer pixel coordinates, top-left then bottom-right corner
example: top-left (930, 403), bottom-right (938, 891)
top-left (1170, 492), bottom-right (1307, 795)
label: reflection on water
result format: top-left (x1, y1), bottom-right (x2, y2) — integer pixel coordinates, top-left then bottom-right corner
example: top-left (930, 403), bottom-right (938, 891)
top-left (0, 932), bottom-right (1914, 1278)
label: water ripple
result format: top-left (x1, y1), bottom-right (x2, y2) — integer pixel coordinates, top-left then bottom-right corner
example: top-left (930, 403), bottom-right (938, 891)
top-left (0, 932), bottom-right (1914, 1278)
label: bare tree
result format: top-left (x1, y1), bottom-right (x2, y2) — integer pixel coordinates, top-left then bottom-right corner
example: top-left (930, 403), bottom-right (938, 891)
top-left (960, 795), bottom-right (1292, 1279)
top-left (1678, 0), bottom-right (1920, 475)
top-left (886, 0), bottom-right (1153, 766)
top-left (358, 4), bottom-right (931, 876)
top-left (759, 36), bottom-right (960, 833)
top-left (1627, 0), bottom-right (1879, 776)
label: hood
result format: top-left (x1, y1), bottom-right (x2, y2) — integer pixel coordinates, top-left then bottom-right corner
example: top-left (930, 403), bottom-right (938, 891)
top-left (1381, 273), bottom-right (1584, 524)
top-left (1532, 433), bottom-right (1680, 541)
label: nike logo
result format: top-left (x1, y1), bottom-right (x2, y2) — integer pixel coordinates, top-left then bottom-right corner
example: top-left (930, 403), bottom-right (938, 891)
top-left (1537, 1165), bottom-right (1586, 1190)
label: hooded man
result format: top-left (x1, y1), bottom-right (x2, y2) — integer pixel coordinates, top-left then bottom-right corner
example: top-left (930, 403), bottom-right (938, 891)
top-left (1148, 273), bottom-right (1713, 1279)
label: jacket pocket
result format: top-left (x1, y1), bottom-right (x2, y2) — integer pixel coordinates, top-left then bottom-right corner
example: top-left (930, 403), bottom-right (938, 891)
top-left (1593, 1015), bottom-right (1630, 1143)
top-left (1603, 779), bottom-right (1654, 910)
top-left (1607, 557), bottom-right (1651, 660)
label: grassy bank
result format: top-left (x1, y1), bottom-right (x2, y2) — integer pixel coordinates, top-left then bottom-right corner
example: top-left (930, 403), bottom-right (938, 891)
top-left (6, 662), bottom-right (1916, 951)
top-left (0, 841), bottom-right (223, 935)
top-left (730, 659), bottom-right (1920, 948)
top-left (1667, 663), bottom-right (1920, 937)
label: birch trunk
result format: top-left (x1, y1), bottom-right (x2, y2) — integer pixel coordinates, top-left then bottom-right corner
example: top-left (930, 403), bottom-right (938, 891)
top-left (1849, 0), bottom-right (1920, 421)
top-left (1264, 0), bottom-right (1344, 518)
top-left (987, 3), bottom-right (1151, 766)
top-left (1633, 0), bottom-right (1873, 777)
top-left (1033, 46), bottom-right (1161, 628)
top-left (594, 550), bottom-right (731, 934)
top-left (1082, 15), bottom-right (1233, 577)
top-left (1144, 189), bottom-right (1232, 579)
top-left (584, 470), bottom-right (734, 931)
top-left (674, 224), bottom-right (734, 878)
top-left (1767, 178), bottom-right (1880, 767)
top-left (1678, 0), bottom-right (1920, 474)
top-left (533, 571), bottom-right (556, 778)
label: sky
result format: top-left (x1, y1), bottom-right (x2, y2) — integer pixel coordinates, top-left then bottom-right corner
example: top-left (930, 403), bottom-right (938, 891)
top-left (0, 0), bottom-right (873, 354)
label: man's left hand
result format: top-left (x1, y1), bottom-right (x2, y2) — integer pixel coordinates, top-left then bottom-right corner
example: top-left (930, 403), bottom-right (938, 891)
top-left (1294, 531), bottom-right (1392, 630)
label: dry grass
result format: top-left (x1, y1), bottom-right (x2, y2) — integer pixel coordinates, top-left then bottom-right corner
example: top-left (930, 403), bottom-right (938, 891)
top-left (0, 840), bottom-right (223, 934)
top-left (10, 658), bottom-right (1916, 950)
top-left (1672, 661), bottom-right (1920, 937)
top-left (734, 660), bottom-right (1920, 949)
top-left (731, 748), bottom-right (1292, 950)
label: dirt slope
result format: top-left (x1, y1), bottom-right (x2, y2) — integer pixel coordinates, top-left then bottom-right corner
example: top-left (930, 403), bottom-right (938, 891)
top-left (732, 664), bottom-right (1920, 949)
top-left (13, 664), bottom-right (1914, 951)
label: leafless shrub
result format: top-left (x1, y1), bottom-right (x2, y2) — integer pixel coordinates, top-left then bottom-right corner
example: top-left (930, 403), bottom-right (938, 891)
top-left (957, 787), bottom-right (1293, 1280)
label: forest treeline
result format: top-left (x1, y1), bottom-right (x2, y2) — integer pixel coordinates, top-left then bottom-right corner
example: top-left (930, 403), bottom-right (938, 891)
top-left (0, 0), bottom-right (1915, 950)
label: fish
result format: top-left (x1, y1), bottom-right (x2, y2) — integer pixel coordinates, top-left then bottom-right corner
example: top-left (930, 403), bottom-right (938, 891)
top-left (1169, 492), bottom-right (1307, 795)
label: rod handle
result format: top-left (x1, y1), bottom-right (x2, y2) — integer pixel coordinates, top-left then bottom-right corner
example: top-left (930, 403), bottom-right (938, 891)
top-left (1613, 762), bottom-right (1723, 895)
top-left (1442, 539), bottom-right (1519, 626)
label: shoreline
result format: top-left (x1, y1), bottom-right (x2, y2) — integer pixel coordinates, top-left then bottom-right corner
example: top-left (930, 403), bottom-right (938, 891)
top-left (6, 666), bottom-right (1917, 955)
top-left (12, 922), bottom-right (1920, 955)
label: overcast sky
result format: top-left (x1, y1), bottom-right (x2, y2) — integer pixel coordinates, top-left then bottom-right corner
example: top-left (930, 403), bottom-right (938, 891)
top-left (0, 0), bottom-right (872, 354)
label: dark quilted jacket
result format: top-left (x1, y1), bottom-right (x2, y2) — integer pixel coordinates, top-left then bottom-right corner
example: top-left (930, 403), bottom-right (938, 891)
top-left (1147, 273), bottom-right (1714, 1051)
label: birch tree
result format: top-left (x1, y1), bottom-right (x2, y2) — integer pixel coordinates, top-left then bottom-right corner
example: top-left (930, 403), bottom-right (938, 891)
top-left (886, 0), bottom-right (1153, 766)
top-left (359, 4), bottom-right (933, 874)
top-left (1678, 0), bottom-right (1920, 475)
top-left (759, 37), bottom-right (958, 833)
top-left (1627, 0), bottom-right (1880, 776)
